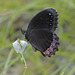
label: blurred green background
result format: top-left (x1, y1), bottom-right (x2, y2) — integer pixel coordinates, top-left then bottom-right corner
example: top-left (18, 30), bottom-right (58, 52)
top-left (0, 0), bottom-right (75, 75)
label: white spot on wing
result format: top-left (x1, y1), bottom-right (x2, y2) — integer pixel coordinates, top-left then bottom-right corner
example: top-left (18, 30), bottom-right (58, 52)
top-left (49, 13), bottom-right (51, 15)
top-left (50, 24), bottom-right (52, 25)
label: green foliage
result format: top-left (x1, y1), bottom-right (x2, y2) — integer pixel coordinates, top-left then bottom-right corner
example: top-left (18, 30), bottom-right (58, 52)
top-left (0, 0), bottom-right (75, 75)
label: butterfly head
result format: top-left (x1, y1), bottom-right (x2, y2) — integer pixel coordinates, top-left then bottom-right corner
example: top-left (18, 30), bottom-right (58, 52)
top-left (21, 29), bottom-right (26, 35)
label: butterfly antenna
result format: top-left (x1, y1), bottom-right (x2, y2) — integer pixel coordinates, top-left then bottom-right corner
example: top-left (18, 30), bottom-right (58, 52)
top-left (21, 29), bottom-right (26, 35)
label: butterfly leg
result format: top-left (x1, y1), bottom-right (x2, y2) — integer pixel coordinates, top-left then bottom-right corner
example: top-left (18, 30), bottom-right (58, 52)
top-left (32, 46), bottom-right (37, 52)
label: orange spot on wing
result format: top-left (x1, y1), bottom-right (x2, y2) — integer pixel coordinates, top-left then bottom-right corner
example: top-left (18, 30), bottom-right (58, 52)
top-left (47, 48), bottom-right (50, 51)
top-left (53, 41), bottom-right (55, 43)
top-left (51, 45), bottom-right (53, 47)
top-left (43, 52), bottom-right (46, 54)
top-left (49, 54), bottom-right (51, 56)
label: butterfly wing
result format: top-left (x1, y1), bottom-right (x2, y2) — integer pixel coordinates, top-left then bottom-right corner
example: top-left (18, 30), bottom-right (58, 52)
top-left (25, 29), bottom-right (53, 52)
top-left (27, 8), bottom-right (58, 32)
top-left (21, 8), bottom-right (59, 57)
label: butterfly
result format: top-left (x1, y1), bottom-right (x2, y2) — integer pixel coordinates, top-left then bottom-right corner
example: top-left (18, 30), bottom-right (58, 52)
top-left (21, 8), bottom-right (59, 57)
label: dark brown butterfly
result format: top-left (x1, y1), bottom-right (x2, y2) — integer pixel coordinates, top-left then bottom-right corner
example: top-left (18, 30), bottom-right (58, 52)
top-left (21, 8), bottom-right (59, 57)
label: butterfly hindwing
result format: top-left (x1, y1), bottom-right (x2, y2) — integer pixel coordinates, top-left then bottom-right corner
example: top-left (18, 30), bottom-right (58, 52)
top-left (25, 29), bottom-right (53, 52)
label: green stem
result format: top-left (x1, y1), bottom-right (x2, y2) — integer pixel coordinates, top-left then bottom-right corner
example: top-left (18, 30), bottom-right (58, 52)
top-left (17, 39), bottom-right (27, 75)
top-left (2, 49), bottom-right (13, 75)
top-left (20, 52), bottom-right (27, 75)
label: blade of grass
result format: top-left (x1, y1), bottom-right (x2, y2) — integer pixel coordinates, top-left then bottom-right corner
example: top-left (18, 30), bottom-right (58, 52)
top-left (2, 49), bottom-right (13, 75)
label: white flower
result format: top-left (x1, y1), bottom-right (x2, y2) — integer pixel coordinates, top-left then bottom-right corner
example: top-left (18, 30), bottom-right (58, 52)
top-left (13, 39), bottom-right (29, 53)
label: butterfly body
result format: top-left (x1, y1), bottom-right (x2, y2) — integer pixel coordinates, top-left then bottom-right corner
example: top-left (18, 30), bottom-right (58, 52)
top-left (21, 8), bottom-right (59, 57)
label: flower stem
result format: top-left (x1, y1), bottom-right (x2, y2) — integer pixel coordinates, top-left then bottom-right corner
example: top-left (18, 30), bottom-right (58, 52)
top-left (17, 39), bottom-right (27, 75)
top-left (20, 52), bottom-right (27, 75)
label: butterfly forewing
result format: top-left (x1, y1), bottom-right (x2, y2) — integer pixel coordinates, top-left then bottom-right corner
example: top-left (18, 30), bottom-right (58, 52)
top-left (27, 8), bottom-right (58, 32)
